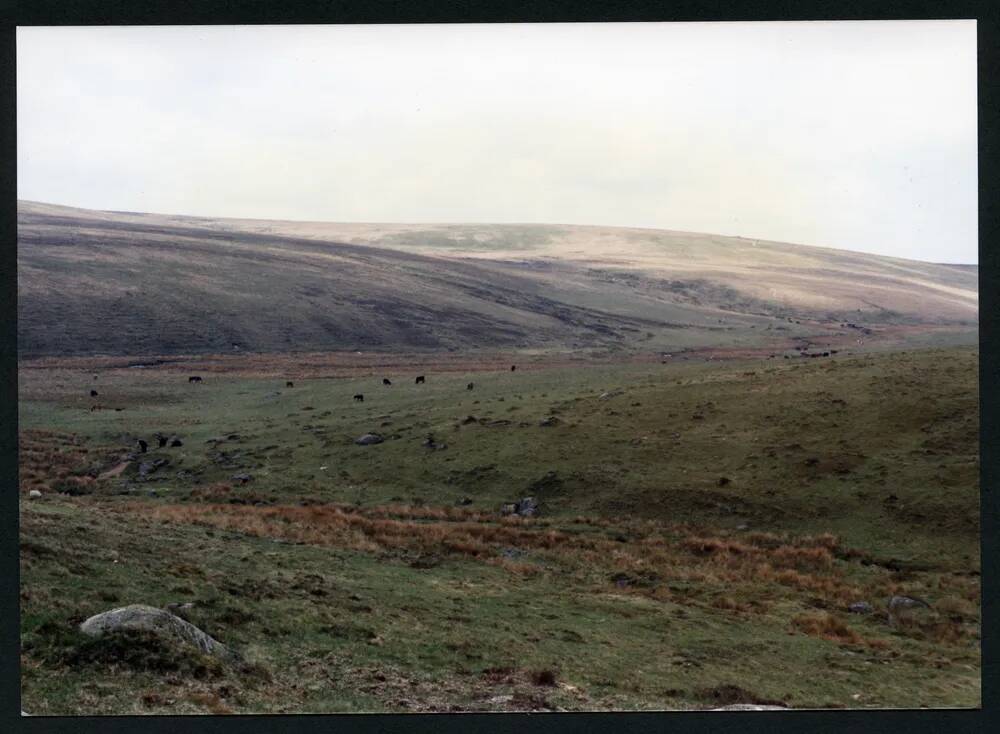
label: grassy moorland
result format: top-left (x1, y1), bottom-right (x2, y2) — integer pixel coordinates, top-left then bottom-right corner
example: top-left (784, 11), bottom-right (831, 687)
top-left (18, 346), bottom-right (980, 713)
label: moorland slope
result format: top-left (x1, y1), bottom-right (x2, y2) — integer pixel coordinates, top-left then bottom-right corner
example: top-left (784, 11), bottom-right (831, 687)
top-left (17, 201), bottom-right (977, 357)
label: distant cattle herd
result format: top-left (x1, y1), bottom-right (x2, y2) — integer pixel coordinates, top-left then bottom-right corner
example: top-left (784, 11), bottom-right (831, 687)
top-left (83, 349), bottom-right (847, 417)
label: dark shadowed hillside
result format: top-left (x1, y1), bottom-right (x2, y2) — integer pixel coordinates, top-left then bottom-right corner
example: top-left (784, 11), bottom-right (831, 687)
top-left (17, 201), bottom-right (977, 357)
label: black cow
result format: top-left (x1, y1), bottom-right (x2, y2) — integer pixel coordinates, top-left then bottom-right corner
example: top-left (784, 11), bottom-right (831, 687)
top-left (136, 439), bottom-right (148, 453)
top-left (383, 378), bottom-right (392, 386)
top-left (353, 394), bottom-right (364, 402)
top-left (510, 365), bottom-right (517, 372)
top-left (467, 382), bottom-right (474, 390)
top-left (90, 390), bottom-right (98, 397)
top-left (286, 381), bottom-right (294, 388)
top-left (189, 376), bottom-right (203, 383)
top-left (156, 434), bottom-right (168, 448)
top-left (415, 375), bottom-right (425, 384)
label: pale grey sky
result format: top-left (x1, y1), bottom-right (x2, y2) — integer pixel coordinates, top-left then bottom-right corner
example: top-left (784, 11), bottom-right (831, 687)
top-left (17, 21), bottom-right (978, 263)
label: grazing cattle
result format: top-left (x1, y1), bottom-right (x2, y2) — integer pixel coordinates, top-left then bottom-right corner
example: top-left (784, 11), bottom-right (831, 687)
top-left (467, 382), bottom-right (474, 390)
top-left (90, 390), bottom-right (98, 397)
top-left (189, 376), bottom-right (202, 383)
top-left (353, 394), bottom-right (364, 402)
top-left (136, 439), bottom-right (148, 453)
top-left (510, 365), bottom-right (517, 372)
top-left (383, 378), bottom-right (392, 386)
top-left (822, 352), bottom-right (830, 357)
top-left (415, 375), bottom-right (425, 384)
top-left (156, 435), bottom-right (168, 448)
top-left (286, 381), bottom-right (294, 388)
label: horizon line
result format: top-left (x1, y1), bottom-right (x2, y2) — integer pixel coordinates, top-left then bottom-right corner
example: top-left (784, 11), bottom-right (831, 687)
top-left (16, 198), bottom-right (979, 268)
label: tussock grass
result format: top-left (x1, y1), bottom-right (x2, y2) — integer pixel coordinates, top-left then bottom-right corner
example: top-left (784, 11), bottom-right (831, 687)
top-left (138, 501), bottom-right (908, 622)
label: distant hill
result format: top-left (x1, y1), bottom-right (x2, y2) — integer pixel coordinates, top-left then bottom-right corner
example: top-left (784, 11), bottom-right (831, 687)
top-left (16, 200), bottom-right (977, 358)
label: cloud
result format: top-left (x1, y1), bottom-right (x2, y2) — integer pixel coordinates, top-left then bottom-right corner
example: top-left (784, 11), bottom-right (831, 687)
top-left (17, 21), bottom-right (977, 263)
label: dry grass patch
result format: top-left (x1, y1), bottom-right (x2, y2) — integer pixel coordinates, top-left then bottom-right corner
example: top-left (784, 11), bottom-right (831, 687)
top-left (19, 430), bottom-right (95, 495)
top-left (791, 612), bottom-right (889, 649)
top-left (132, 502), bottom-right (891, 621)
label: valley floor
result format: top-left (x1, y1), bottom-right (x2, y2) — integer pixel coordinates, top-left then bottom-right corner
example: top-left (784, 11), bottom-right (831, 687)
top-left (18, 346), bottom-right (981, 713)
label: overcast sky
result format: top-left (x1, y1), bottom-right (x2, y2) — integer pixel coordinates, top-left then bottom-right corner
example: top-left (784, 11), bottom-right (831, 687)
top-left (17, 21), bottom-right (978, 263)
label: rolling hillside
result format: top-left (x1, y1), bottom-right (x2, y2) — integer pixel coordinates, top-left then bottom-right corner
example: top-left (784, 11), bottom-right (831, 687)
top-left (17, 201), bottom-right (977, 357)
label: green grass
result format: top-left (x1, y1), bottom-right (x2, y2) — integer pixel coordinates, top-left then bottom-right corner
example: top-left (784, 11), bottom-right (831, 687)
top-left (18, 347), bottom-right (980, 713)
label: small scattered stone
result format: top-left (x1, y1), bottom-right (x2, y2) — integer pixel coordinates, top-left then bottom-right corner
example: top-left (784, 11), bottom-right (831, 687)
top-left (28, 489), bottom-right (42, 499)
top-left (422, 434), bottom-right (447, 450)
top-left (354, 433), bottom-right (384, 446)
top-left (849, 601), bottom-right (874, 614)
top-left (711, 704), bottom-right (788, 711)
top-left (515, 497), bottom-right (539, 517)
top-left (138, 458), bottom-right (169, 477)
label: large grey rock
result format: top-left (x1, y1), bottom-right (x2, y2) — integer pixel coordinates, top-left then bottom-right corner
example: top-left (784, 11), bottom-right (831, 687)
top-left (79, 604), bottom-right (232, 661)
top-left (354, 433), bottom-right (384, 446)
top-left (28, 490), bottom-right (42, 499)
